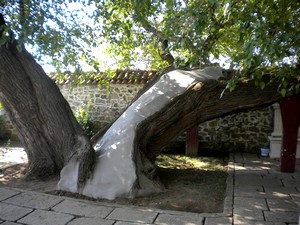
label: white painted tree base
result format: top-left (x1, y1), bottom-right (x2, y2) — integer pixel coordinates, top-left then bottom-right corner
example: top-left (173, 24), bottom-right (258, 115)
top-left (57, 67), bottom-right (222, 200)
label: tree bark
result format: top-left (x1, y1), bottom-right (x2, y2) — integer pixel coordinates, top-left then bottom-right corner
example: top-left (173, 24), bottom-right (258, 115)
top-left (58, 67), bottom-right (290, 200)
top-left (136, 78), bottom-right (284, 162)
top-left (0, 36), bottom-right (95, 185)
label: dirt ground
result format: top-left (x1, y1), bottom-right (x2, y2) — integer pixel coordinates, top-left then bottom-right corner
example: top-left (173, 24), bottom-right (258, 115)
top-left (0, 156), bottom-right (228, 213)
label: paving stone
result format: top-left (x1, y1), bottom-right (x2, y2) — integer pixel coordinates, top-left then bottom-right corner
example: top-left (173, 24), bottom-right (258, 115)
top-left (0, 188), bottom-right (20, 201)
top-left (263, 173), bottom-right (293, 180)
top-left (264, 186), bottom-right (298, 195)
top-left (267, 198), bottom-right (300, 212)
top-left (264, 211), bottom-right (298, 223)
top-left (281, 176), bottom-right (300, 187)
top-left (18, 209), bottom-right (74, 225)
top-left (290, 193), bottom-right (300, 201)
top-left (234, 197), bottom-right (268, 210)
top-left (155, 213), bottom-right (203, 225)
top-left (3, 192), bottom-right (62, 210)
top-left (234, 164), bottom-right (269, 174)
top-left (114, 222), bottom-right (152, 225)
top-left (204, 216), bottom-right (232, 225)
top-left (67, 217), bottom-right (114, 225)
top-left (107, 208), bottom-right (158, 224)
top-left (52, 199), bottom-right (113, 218)
top-left (234, 220), bottom-right (285, 225)
top-left (234, 208), bottom-right (265, 222)
top-left (234, 185), bottom-right (265, 198)
top-left (222, 197), bottom-right (233, 216)
top-left (1, 222), bottom-right (25, 225)
top-left (0, 202), bottom-right (32, 221)
top-left (260, 176), bottom-right (283, 187)
top-left (235, 174), bottom-right (263, 186)
top-left (235, 166), bottom-right (269, 174)
top-left (241, 153), bottom-right (261, 162)
top-left (292, 174), bottom-right (300, 180)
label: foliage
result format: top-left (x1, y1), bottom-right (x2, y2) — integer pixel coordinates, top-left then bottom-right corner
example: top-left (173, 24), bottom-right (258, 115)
top-left (95, 0), bottom-right (300, 93)
top-left (74, 101), bottom-right (96, 138)
top-left (1, 0), bottom-right (299, 93)
top-left (0, 0), bottom-right (98, 72)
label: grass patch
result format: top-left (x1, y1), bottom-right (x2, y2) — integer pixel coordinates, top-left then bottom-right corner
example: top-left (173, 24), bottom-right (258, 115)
top-left (156, 154), bottom-right (226, 171)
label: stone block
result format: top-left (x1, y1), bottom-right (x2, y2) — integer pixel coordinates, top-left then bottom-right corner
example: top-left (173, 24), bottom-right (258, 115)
top-left (264, 211), bottom-right (298, 223)
top-left (1, 222), bottom-right (26, 225)
top-left (0, 188), bottom-right (20, 201)
top-left (267, 198), bottom-right (300, 212)
top-left (234, 185), bottom-right (265, 198)
top-left (67, 217), bottom-right (114, 225)
top-left (3, 192), bottom-right (62, 210)
top-left (114, 222), bottom-right (152, 225)
top-left (107, 208), bottom-right (158, 224)
top-left (264, 185), bottom-right (298, 195)
top-left (52, 199), bottom-right (113, 218)
top-left (281, 176), bottom-right (300, 187)
top-left (234, 172), bottom-right (262, 184)
top-left (18, 209), bottom-right (74, 225)
top-left (290, 193), bottom-right (300, 201)
top-left (0, 202), bottom-right (33, 221)
top-left (234, 197), bottom-right (268, 210)
top-left (261, 175), bottom-right (286, 187)
top-left (234, 208), bottom-right (265, 222)
top-left (234, 164), bottom-right (269, 174)
top-left (222, 197), bottom-right (233, 216)
top-left (234, 220), bottom-right (285, 225)
top-left (204, 217), bottom-right (232, 225)
top-left (155, 213), bottom-right (203, 225)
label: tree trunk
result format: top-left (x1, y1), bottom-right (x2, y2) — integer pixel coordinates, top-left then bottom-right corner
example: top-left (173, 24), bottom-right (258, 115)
top-left (0, 40), bottom-right (95, 185)
top-left (58, 67), bottom-right (288, 200)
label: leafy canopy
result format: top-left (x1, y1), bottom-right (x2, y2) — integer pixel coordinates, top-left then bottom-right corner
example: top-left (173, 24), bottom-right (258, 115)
top-left (1, 0), bottom-right (299, 93)
top-left (0, 0), bottom-right (98, 72)
top-left (96, 0), bottom-right (300, 93)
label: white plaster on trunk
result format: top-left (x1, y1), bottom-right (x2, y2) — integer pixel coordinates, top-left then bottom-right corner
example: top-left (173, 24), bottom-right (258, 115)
top-left (57, 67), bottom-right (222, 200)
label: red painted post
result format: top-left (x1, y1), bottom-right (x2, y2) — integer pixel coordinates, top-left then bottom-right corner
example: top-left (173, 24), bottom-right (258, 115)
top-left (279, 97), bottom-right (300, 173)
top-left (186, 126), bottom-right (199, 156)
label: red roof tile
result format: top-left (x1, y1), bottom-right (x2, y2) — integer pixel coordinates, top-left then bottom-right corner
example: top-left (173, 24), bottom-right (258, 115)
top-left (49, 69), bottom-right (234, 85)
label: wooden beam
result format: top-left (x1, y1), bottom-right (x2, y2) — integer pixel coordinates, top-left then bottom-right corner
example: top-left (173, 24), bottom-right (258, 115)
top-left (186, 126), bottom-right (199, 156)
top-left (280, 97), bottom-right (300, 172)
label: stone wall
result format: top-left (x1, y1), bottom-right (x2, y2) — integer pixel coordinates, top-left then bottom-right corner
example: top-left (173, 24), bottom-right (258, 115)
top-left (59, 84), bottom-right (275, 153)
top-left (0, 83), bottom-right (274, 153)
top-left (59, 84), bottom-right (142, 128)
top-left (197, 107), bottom-right (273, 152)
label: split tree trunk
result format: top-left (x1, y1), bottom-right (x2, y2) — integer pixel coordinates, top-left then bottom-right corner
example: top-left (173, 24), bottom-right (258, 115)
top-left (0, 37), bottom-right (95, 185)
top-left (58, 67), bottom-right (288, 200)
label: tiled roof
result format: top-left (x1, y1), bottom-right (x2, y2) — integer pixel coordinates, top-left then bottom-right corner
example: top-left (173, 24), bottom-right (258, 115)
top-left (49, 70), bottom-right (157, 85)
top-left (49, 69), bottom-right (235, 85)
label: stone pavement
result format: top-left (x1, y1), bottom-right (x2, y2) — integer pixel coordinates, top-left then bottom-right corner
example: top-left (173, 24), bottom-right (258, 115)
top-left (0, 153), bottom-right (299, 225)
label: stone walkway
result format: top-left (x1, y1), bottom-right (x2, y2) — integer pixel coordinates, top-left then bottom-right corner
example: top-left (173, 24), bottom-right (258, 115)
top-left (0, 153), bottom-right (299, 225)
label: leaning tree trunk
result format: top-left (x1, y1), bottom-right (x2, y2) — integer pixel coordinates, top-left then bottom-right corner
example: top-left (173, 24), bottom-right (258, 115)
top-left (0, 24), bottom-right (95, 185)
top-left (58, 67), bottom-right (289, 200)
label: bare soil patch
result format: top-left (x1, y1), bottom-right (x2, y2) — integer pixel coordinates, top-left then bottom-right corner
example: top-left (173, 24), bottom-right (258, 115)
top-left (0, 154), bottom-right (228, 213)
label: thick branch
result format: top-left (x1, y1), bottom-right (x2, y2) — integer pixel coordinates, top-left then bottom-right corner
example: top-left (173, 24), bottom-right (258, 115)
top-left (135, 78), bottom-right (286, 162)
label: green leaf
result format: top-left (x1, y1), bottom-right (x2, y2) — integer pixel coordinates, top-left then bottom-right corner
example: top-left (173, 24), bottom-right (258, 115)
top-left (259, 81), bottom-right (265, 90)
top-left (208, 0), bottom-right (217, 6)
top-left (281, 88), bottom-right (287, 97)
